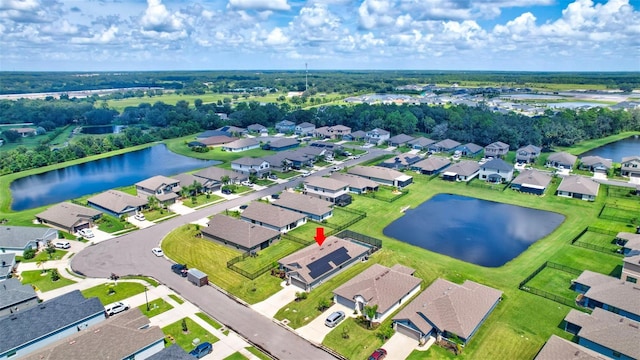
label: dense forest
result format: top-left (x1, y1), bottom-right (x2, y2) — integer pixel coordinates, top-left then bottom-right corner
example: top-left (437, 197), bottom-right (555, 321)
top-left (1, 96), bottom-right (639, 175)
top-left (1, 71), bottom-right (639, 95)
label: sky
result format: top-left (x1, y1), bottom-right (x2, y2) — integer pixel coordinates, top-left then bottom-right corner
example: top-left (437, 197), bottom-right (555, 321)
top-left (0, 0), bottom-right (639, 72)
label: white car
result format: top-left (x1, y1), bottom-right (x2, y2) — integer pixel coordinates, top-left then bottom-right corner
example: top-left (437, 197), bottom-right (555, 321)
top-left (53, 240), bottom-right (70, 249)
top-left (134, 213), bottom-right (146, 221)
top-left (241, 181), bottom-right (254, 187)
top-left (301, 170), bottom-right (311, 177)
top-left (104, 301), bottom-right (129, 316)
top-left (152, 247), bottom-right (164, 257)
top-left (78, 228), bottom-right (94, 238)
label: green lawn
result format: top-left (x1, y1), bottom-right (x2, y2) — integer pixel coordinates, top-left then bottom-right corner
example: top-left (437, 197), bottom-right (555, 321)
top-left (17, 249), bottom-right (67, 263)
top-left (164, 136), bottom-right (275, 163)
top-left (360, 185), bottom-right (406, 202)
top-left (162, 317), bottom-right (220, 352)
top-left (96, 214), bottom-right (134, 233)
top-left (120, 275), bottom-right (159, 287)
top-left (524, 267), bottom-right (578, 301)
top-left (246, 347), bottom-right (272, 360)
top-left (224, 353), bottom-right (248, 360)
top-left (20, 269), bottom-right (76, 292)
top-left (81, 281), bottom-right (146, 305)
top-left (323, 318), bottom-right (386, 360)
top-left (233, 239), bottom-right (304, 274)
top-left (142, 208), bottom-right (175, 221)
top-left (169, 294), bottom-right (185, 304)
top-left (575, 231), bottom-right (619, 252)
top-left (138, 298), bottom-right (174, 318)
top-left (181, 193), bottom-right (223, 208)
top-left (195, 312), bottom-right (229, 335)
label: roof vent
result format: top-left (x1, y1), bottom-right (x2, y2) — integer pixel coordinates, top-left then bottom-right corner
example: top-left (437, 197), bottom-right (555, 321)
top-left (94, 329), bottom-right (101, 333)
top-left (69, 340), bottom-right (76, 345)
top-left (629, 323), bottom-right (639, 329)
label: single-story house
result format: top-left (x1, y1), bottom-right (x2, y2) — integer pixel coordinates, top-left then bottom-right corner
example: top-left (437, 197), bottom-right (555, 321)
top-left (247, 123), bottom-right (268, 134)
top-left (193, 167), bottom-right (247, 191)
top-left (616, 232), bottom-right (640, 255)
top-left (428, 139), bottom-right (461, 153)
top-left (275, 120), bottom-right (296, 133)
top-left (479, 158), bottom-right (514, 183)
top-left (547, 152), bottom-right (578, 170)
top-left (563, 307), bottom-right (640, 360)
top-left (87, 190), bottom-right (148, 218)
top-left (516, 145), bottom-right (542, 164)
top-left (407, 137), bottom-right (435, 150)
top-left (273, 191), bottom-right (334, 221)
top-left (135, 175), bottom-right (180, 205)
top-left (199, 135), bottom-right (238, 147)
top-left (457, 143), bottom-right (483, 157)
top-left (263, 148), bottom-right (323, 170)
top-left (147, 344), bottom-right (192, 360)
top-left (231, 157), bottom-right (271, 177)
top-left (22, 308), bottom-right (165, 360)
top-left (0, 277), bottom-right (39, 316)
top-left (329, 173), bottom-right (379, 194)
top-left (344, 130), bottom-right (366, 142)
top-left (387, 134), bottom-right (415, 147)
top-left (347, 165), bottom-right (413, 188)
top-left (411, 156), bottom-right (451, 175)
top-left (295, 122), bottom-right (316, 136)
top-left (196, 130), bottom-right (231, 139)
top-left (441, 160), bottom-right (480, 182)
top-left (622, 253), bottom-right (640, 285)
top-left (0, 253), bottom-right (17, 281)
top-left (263, 138), bottom-right (300, 151)
top-left (217, 125), bottom-right (247, 136)
top-left (620, 156), bottom-right (640, 178)
top-left (222, 138), bottom-right (261, 152)
top-left (333, 264), bottom-right (421, 322)
top-left (393, 279), bottom-right (502, 345)
top-left (0, 226), bottom-right (58, 256)
top-left (303, 177), bottom-right (352, 206)
top-left (308, 141), bottom-right (342, 158)
top-left (35, 202), bottom-right (101, 234)
top-left (380, 153), bottom-right (423, 170)
top-left (556, 176), bottom-right (599, 201)
top-left (573, 270), bottom-right (640, 321)
top-left (510, 169), bottom-right (553, 195)
top-left (365, 128), bottom-right (390, 145)
top-left (0, 290), bottom-right (105, 359)
top-left (484, 141), bottom-right (510, 158)
top-left (534, 335), bottom-right (609, 360)
top-left (279, 236), bottom-right (370, 291)
top-left (579, 156), bottom-right (613, 173)
top-left (240, 201), bottom-right (307, 233)
top-left (201, 215), bottom-right (281, 252)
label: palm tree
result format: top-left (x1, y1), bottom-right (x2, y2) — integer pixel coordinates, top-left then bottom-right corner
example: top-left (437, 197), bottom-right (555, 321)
top-left (36, 259), bottom-right (47, 274)
top-left (221, 175), bottom-right (231, 186)
top-left (363, 304), bottom-right (379, 329)
top-left (192, 180), bottom-right (203, 195)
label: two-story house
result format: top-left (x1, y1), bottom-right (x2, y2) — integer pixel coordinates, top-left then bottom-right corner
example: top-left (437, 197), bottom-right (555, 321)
top-left (294, 122), bottom-right (316, 136)
top-left (484, 141), bottom-right (510, 158)
top-left (621, 156), bottom-right (640, 179)
top-left (479, 158), bottom-right (514, 183)
top-left (135, 175), bottom-right (181, 205)
top-left (303, 177), bottom-right (352, 206)
top-left (515, 145), bottom-right (541, 163)
top-left (315, 125), bottom-right (352, 139)
top-left (275, 120), bottom-right (296, 133)
top-left (365, 128), bottom-right (390, 145)
top-left (231, 157), bottom-right (271, 178)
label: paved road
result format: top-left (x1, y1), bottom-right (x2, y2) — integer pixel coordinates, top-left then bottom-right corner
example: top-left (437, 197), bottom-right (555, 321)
top-left (71, 149), bottom-right (388, 360)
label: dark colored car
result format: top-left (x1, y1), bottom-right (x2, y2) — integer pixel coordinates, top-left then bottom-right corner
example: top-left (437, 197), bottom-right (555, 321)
top-left (368, 348), bottom-right (387, 360)
top-left (271, 193), bottom-right (280, 199)
top-left (221, 188), bottom-right (232, 195)
top-left (189, 342), bottom-right (212, 358)
top-left (171, 263), bottom-right (188, 277)
top-left (239, 204), bottom-right (248, 210)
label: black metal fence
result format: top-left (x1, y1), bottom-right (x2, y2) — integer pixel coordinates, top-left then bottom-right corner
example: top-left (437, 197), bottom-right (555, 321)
top-left (571, 226), bottom-right (622, 256)
top-left (598, 203), bottom-right (639, 223)
top-left (606, 184), bottom-right (638, 199)
top-left (519, 261), bottom-right (583, 309)
top-left (335, 229), bottom-right (383, 251)
top-left (362, 188), bottom-right (409, 203)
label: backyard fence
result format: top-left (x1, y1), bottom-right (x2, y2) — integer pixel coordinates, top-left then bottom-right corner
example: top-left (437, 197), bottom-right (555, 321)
top-left (571, 226), bottom-right (622, 256)
top-left (320, 207), bottom-right (367, 232)
top-left (606, 185), bottom-right (638, 199)
top-left (335, 229), bottom-right (383, 252)
top-left (598, 203), bottom-right (639, 223)
top-left (465, 179), bottom-right (505, 191)
top-left (519, 261), bottom-right (583, 309)
top-left (362, 188), bottom-right (409, 202)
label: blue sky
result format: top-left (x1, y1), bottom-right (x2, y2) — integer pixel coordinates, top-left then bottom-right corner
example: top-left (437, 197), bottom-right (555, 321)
top-left (0, 0), bottom-right (638, 71)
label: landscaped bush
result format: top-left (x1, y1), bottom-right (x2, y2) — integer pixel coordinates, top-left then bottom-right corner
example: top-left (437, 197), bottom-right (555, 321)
top-left (23, 248), bottom-right (36, 260)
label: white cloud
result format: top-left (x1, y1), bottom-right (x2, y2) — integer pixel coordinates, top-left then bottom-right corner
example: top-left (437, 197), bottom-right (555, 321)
top-left (265, 27), bottom-right (289, 45)
top-left (358, 0), bottom-right (394, 29)
top-left (227, 0), bottom-right (290, 11)
top-left (141, 0), bottom-right (183, 32)
top-left (71, 25), bottom-right (118, 44)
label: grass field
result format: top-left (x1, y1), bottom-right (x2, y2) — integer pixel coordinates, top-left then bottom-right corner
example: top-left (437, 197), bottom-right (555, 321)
top-left (169, 294), bottom-right (185, 304)
top-left (96, 214), bottom-right (134, 233)
top-left (162, 317), bottom-right (219, 352)
top-left (233, 239), bottom-right (304, 274)
top-left (17, 249), bottom-right (67, 263)
top-left (194, 312), bottom-right (229, 335)
top-left (81, 281), bottom-right (146, 305)
top-left (575, 231), bottom-right (619, 252)
top-left (523, 267), bottom-right (577, 301)
top-left (138, 298), bottom-right (173, 318)
top-left (164, 136), bottom-right (276, 164)
top-left (20, 269), bottom-right (76, 292)
top-left (245, 347), bottom-right (271, 360)
top-left (181, 193), bottom-right (224, 208)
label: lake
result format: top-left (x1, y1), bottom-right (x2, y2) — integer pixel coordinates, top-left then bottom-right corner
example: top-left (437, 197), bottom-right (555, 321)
top-left (10, 144), bottom-right (220, 211)
top-left (579, 135), bottom-right (640, 163)
top-left (383, 194), bottom-right (565, 267)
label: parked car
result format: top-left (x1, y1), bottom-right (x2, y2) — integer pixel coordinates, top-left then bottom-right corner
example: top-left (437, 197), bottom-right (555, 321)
top-left (368, 348), bottom-right (387, 360)
top-left (152, 247), bottom-right (164, 257)
top-left (104, 301), bottom-right (129, 317)
top-left (331, 166), bottom-right (342, 172)
top-left (301, 170), bottom-right (311, 177)
top-left (268, 174), bottom-right (278, 180)
top-left (239, 204), bottom-right (248, 210)
top-left (324, 311), bottom-right (345, 328)
top-left (53, 240), bottom-right (70, 249)
top-left (271, 193), bottom-right (280, 199)
top-left (221, 188), bottom-right (232, 195)
top-left (171, 263), bottom-right (188, 277)
top-left (78, 228), bottom-right (94, 238)
top-left (134, 213), bottom-right (146, 221)
top-left (189, 342), bottom-right (213, 358)
top-left (241, 180), bottom-right (254, 187)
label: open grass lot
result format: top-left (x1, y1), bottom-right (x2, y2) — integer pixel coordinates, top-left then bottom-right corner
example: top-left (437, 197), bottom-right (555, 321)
top-left (524, 267), bottom-right (577, 301)
top-left (81, 281), bottom-right (146, 305)
top-left (164, 136), bottom-right (275, 163)
top-left (233, 239), bottom-right (304, 274)
top-left (138, 298), bottom-right (174, 318)
top-left (162, 317), bottom-right (220, 352)
top-left (181, 193), bottom-right (224, 208)
top-left (162, 225), bottom-right (283, 304)
top-left (105, 92), bottom-right (283, 112)
top-left (169, 294), bottom-right (185, 304)
top-left (20, 269), bottom-right (76, 292)
top-left (360, 185), bottom-right (406, 202)
top-left (143, 208), bottom-right (176, 221)
top-left (599, 203), bottom-right (639, 223)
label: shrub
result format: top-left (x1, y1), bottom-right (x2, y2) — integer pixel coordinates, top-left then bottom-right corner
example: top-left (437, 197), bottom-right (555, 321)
top-left (23, 248), bottom-right (36, 260)
top-left (181, 318), bottom-right (188, 332)
top-left (50, 269), bottom-right (60, 282)
top-left (295, 291), bottom-right (308, 301)
top-left (317, 298), bottom-right (332, 312)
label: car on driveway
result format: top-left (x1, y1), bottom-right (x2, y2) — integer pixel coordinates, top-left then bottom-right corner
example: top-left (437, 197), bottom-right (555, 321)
top-left (241, 181), bottom-right (254, 187)
top-left (171, 263), bottom-right (188, 277)
top-left (53, 240), bottom-right (71, 249)
top-left (189, 342), bottom-right (212, 358)
top-left (221, 188), bottom-right (232, 195)
top-left (78, 228), bottom-right (94, 238)
top-left (239, 204), bottom-right (248, 210)
top-left (368, 348), bottom-right (387, 360)
top-left (152, 247), bottom-right (164, 257)
top-left (324, 311), bottom-right (345, 328)
top-left (268, 174), bottom-right (278, 180)
top-left (134, 213), bottom-right (146, 221)
top-left (104, 301), bottom-right (129, 317)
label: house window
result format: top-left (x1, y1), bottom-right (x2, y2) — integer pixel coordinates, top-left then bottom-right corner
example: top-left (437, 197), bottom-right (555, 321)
top-left (6, 350), bottom-right (17, 358)
top-left (626, 276), bottom-right (637, 283)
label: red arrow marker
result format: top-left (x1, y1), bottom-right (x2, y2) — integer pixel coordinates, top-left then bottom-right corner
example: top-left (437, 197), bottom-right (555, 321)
top-left (315, 227), bottom-right (326, 246)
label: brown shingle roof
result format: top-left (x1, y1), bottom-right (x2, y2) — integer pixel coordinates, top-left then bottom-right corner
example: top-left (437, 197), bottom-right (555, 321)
top-left (333, 264), bottom-right (421, 314)
top-left (200, 135), bottom-right (238, 146)
top-left (393, 278), bottom-right (502, 340)
top-left (135, 175), bottom-right (179, 191)
top-left (329, 172), bottom-right (379, 190)
top-left (223, 138), bottom-right (260, 149)
top-left (273, 191), bottom-right (333, 217)
top-left (347, 165), bottom-right (409, 182)
top-left (87, 190), bottom-right (147, 214)
top-left (534, 335), bottom-right (608, 360)
top-left (240, 202), bottom-right (306, 228)
top-left (511, 169), bottom-right (552, 188)
top-left (413, 156), bottom-right (451, 172)
top-left (558, 176), bottom-right (600, 196)
top-left (304, 177), bottom-right (349, 191)
top-left (194, 167), bottom-right (245, 182)
top-left (576, 270), bottom-right (640, 316)
top-left (444, 160), bottom-right (479, 177)
top-left (36, 202), bottom-right (101, 229)
top-left (202, 215), bottom-right (280, 249)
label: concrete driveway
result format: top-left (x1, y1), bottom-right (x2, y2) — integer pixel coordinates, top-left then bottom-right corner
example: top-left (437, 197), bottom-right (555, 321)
top-left (128, 215), bottom-right (155, 229)
top-left (251, 281), bottom-right (298, 318)
top-left (296, 303), bottom-right (354, 344)
top-left (169, 201), bottom-right (195, 215)
top-left (78, 227), bottom-right (113, 243)
top-left (380, 333), bottom-right (426, 360)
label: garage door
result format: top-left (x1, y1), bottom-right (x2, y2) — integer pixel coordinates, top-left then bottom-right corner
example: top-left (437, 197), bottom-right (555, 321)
top-left (395, 323), bottom-right (423, 341)
top-left (289, 277), bottom-right (307, 291)
top-left (335, 295), bottom-right (355, 310)
top-left (73, 222), bottom-right (90, 233)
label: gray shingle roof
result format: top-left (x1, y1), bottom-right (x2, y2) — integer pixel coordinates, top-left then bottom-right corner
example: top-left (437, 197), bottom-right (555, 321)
top-left (240, 202), bottom-right (306, 228)
top-left (557, 176), bottom-right (600, 196)
top-left (534, 335), bottom-right (608, 360)
top-left (35, 203), bottom-right (101, 230)
top-left (329, 173), bottom-right (379, 190)
top-left (21, 308), bottom-right (165, 360)
top-left (408, 137), bottom-right (435, 147)
top-left (575, 270), bottom-right (640, 316)
top-left (413, 156), bottom-right (451, 172)
top-left (347, 165), bottom-right (409, 182)
top-left (223, 138), bottom-right (260, 149)
top-left (617, 232), bottom-right (640, 251)
top-left (333, 264), bottom-right (421, 314)
top-left (0, 290), bottom-right (105, 355)
top-left (548, 152), bottom-right (578, 166)
top-left (388, 134), bottom-right (415, 144)
top-left (482, 158), bottom-right (513, 172)
top-left (511, 169), bottom-right (552, 188)
top-left (135, 175), bottom-right (179, 192)
top-left (564, 308), bottom-right (640, 359)
top-left (580, 156), bottom-right (613, 169)
top-left (461, 142), bottom-right (483, 153)
top-left (268, 138), bottom-right (299, 148)
top-left (87, 190), bottom-right (147, 214)
top-left (350, 130), bottom-right (367, 138)
top-left (0, 226), bottom-right (58, 249)
top-left (0, 253), bottom-right (16, 279)
top-left (202, 215), bottom-right (280, 249)
top-left (434, 139), bottom-right (461, 150)
top-left (517, 144), bottom-right (541, 154)
top-left (444, 160), bottom-right (480, 177)
top-left (247, 124), bottom-right (267, 131)
top-left (200, 135), bottom-right (237, 146)
top-left (273, 192), bottom-right (333, 217)
top-left (296, 122), bottom-right (315, 128)
top-left (304, 177), bottom-right (349, 191)
top-left (196, 166), bottom-right (246, 182)
top-left (147, 344), bottom-right (192, 360)
top-left (382, 153), bottom-right (423, 167)
top-left (621, 155), bottom-right (640, 163)
top-left (485, 141), bottom-right (510, 151)
top-left (393, 278), bottom-right (502, 340)
top-left (0, 278), bottom-right (37, 310)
